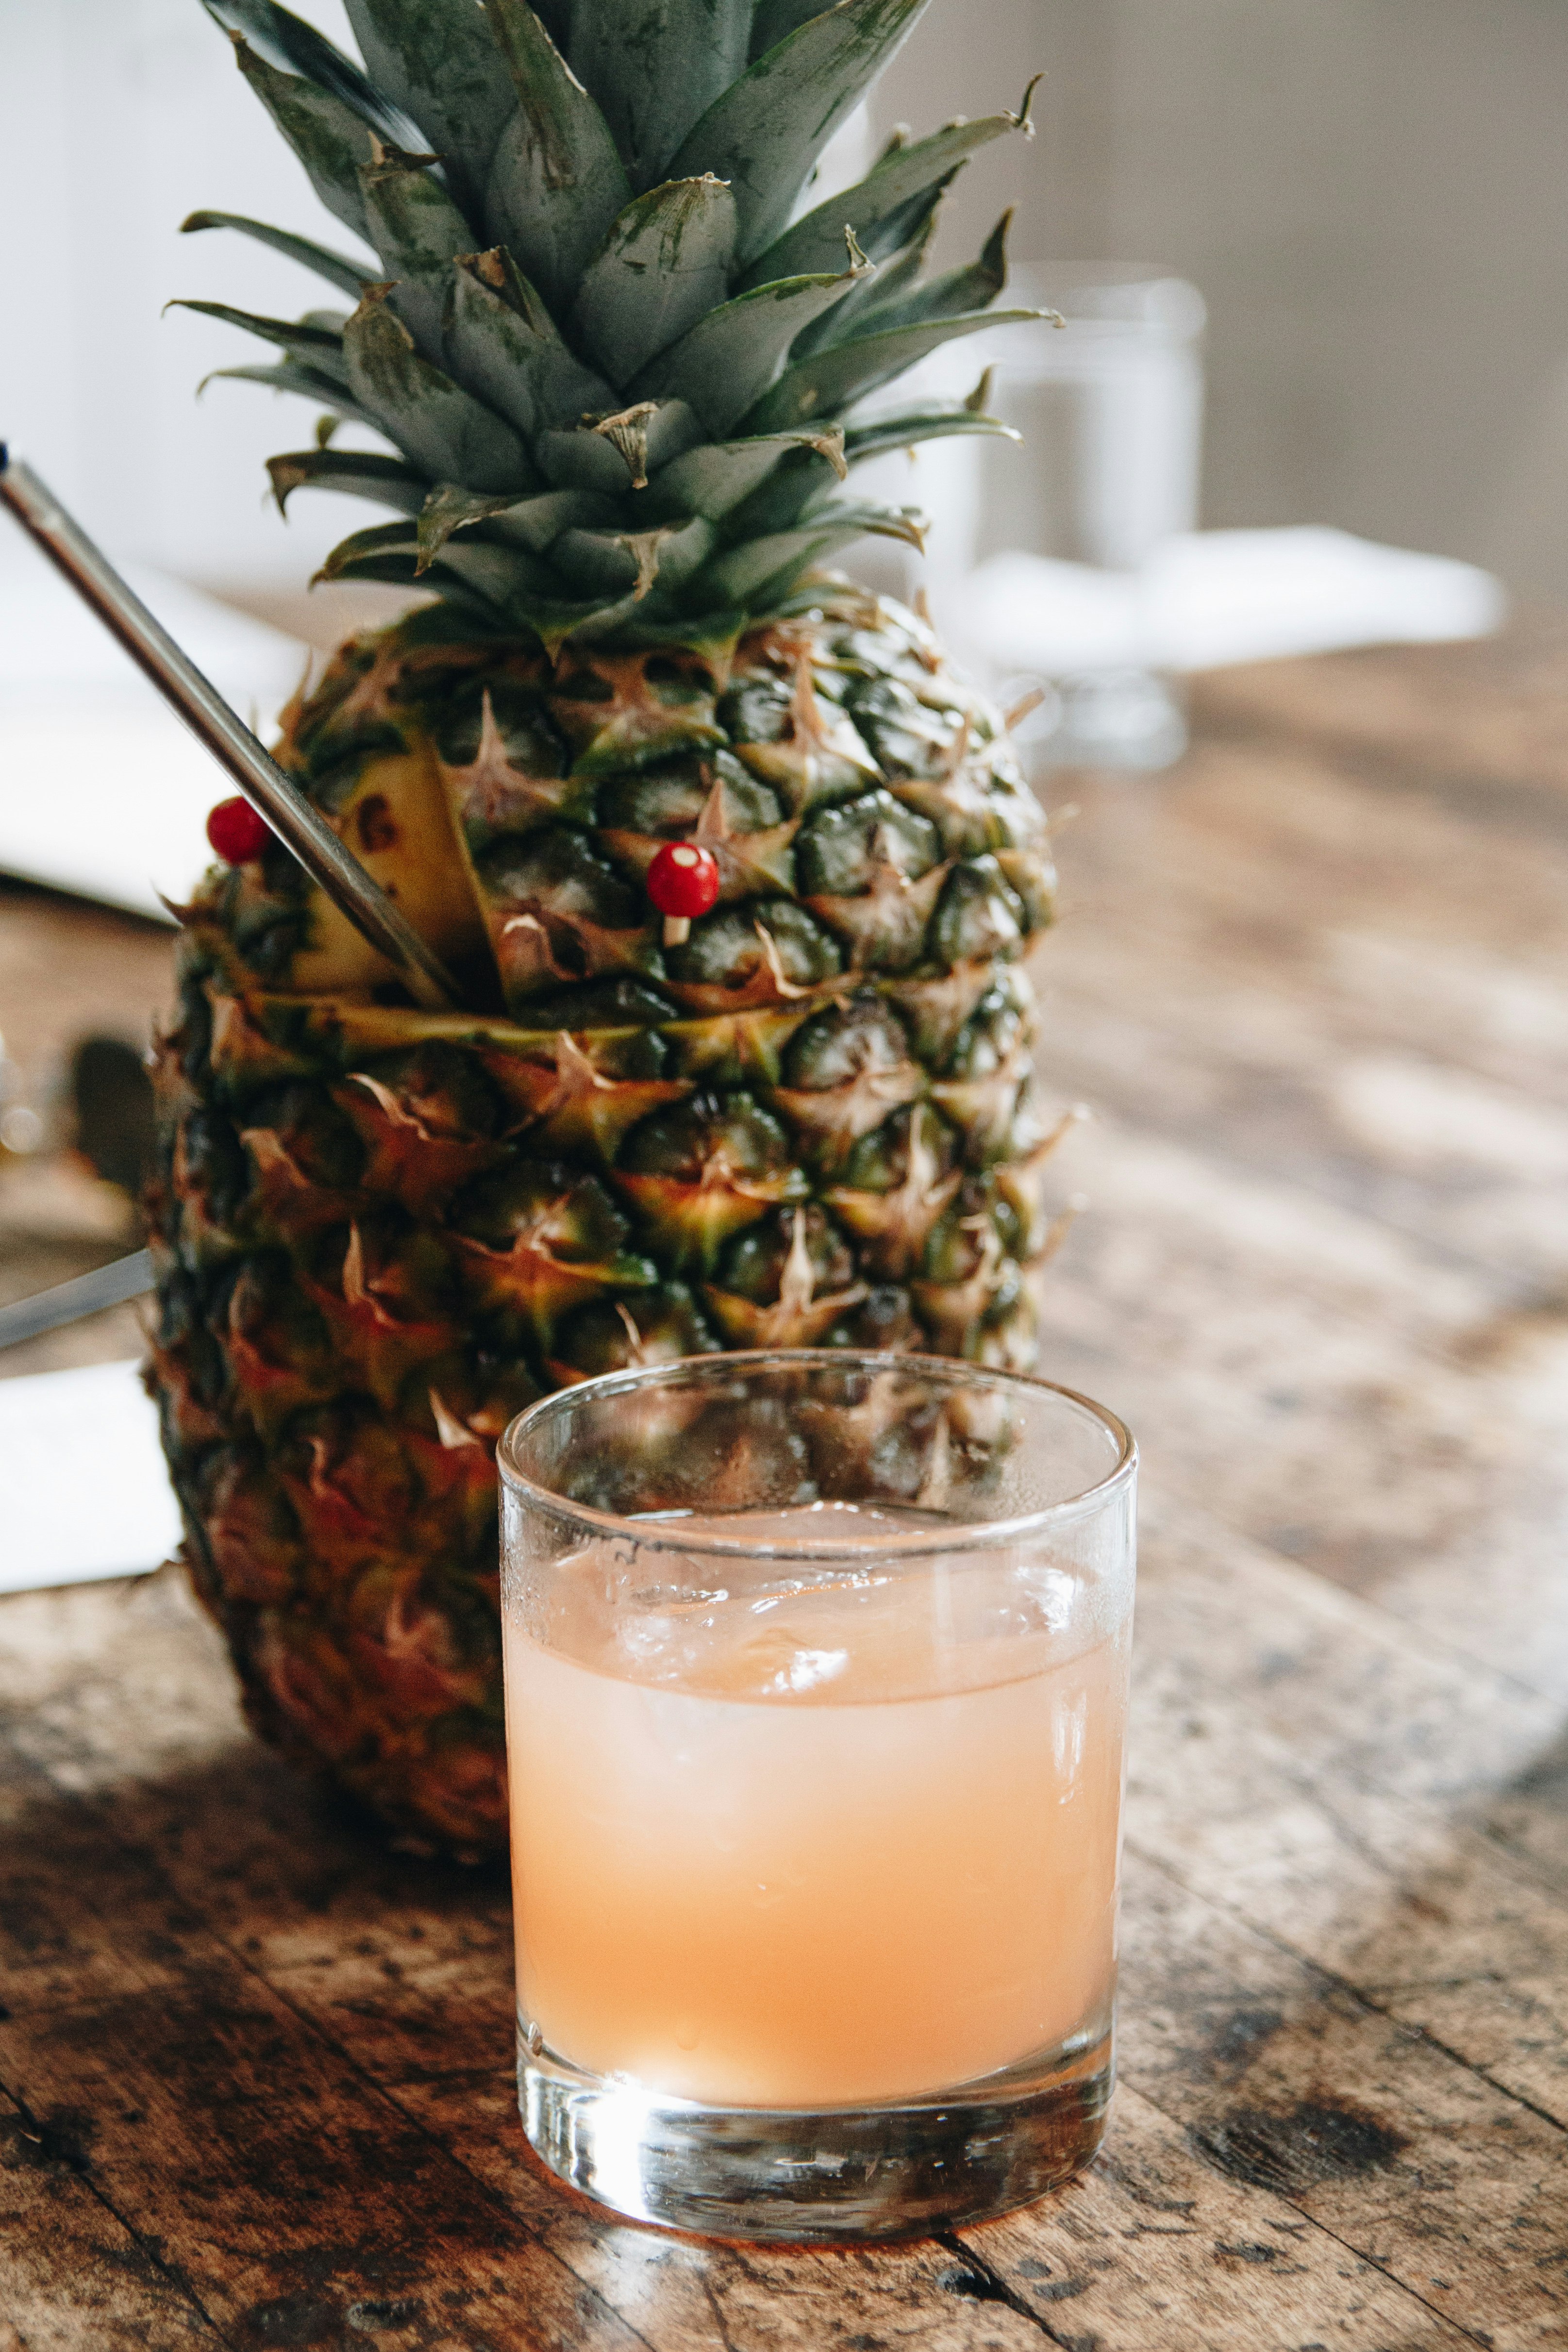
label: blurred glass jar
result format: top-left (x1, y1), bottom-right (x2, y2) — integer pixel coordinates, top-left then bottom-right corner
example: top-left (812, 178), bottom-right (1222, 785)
top-left (854, 267), bottom-right (1206, 771)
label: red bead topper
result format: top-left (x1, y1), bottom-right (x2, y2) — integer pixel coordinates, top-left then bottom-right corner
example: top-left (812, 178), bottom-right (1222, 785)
top-left (646, 839), bottom-right (720, 921)
top-left (206, 796), bottom-right (271, 866)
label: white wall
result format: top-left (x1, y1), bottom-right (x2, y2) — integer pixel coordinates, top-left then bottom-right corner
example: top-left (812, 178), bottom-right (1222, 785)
top-left (7, 2), bottom-right (1568, 596)
top-left (0, 0), bottom-right (360, 590)
top-left (878, 0), bottom-right (1568, 593)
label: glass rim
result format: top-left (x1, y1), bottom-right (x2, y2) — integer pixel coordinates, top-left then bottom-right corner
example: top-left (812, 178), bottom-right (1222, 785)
top-left (497, 1350), bottom-right (1136, 1563)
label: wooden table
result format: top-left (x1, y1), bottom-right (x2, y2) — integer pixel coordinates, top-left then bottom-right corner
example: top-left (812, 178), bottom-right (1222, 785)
top-left (4, 628), bottom-right (1568, 2348)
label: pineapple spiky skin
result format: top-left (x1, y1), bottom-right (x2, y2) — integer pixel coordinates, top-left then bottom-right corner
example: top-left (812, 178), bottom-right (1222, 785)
top-left (147, 587), bottom-right (1068, 1851)
top-left (148, 0), bottom-right (1072, 1848)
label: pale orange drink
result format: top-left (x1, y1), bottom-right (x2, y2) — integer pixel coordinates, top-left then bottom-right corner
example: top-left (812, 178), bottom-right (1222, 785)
top-left (506, 1504), bottom-right (1128, 2107)
top-left (499, 1353), bottom-right (1136, 2241)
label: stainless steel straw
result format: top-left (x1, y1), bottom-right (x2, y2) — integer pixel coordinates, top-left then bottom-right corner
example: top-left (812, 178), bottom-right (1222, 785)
top-left (0, 448), bottom-right (461, 1012)
top-left (0, 1249), bottom-right (154, 1352)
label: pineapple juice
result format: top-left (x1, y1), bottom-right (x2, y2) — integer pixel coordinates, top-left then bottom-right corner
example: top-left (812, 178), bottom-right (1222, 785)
top-left (504, 1503), bottom-right (1128, 2108)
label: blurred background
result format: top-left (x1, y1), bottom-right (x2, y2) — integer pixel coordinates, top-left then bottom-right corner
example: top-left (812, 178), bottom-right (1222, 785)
top-left (1, 0), bottom-right (1564, 1587)
top-left (6, 0), bottom-right (1568, 600)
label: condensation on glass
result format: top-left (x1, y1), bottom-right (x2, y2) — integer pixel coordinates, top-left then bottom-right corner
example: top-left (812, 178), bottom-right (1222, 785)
top-left (498, 1351), bottom-right (1137, 2243)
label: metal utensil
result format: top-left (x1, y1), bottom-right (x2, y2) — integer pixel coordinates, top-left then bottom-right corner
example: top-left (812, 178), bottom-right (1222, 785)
top-left (0, 1249), bottom-right (154, 1352)
top-left (0, 448), bottom-right (462, 1012)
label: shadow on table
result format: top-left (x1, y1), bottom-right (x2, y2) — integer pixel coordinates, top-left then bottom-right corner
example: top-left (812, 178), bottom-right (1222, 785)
top-left (0, 1722), bottom-right (515, 2093)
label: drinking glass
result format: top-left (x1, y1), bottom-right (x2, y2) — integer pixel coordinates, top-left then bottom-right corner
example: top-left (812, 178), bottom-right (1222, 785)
top-left (498, 1350), bottom-right (1136, 2242)
top-left (857, 265), bottom-right (1205, 771)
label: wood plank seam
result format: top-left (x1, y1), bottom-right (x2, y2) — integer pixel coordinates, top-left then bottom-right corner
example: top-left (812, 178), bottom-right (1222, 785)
top-left (164, 1769), bottom-right (1528, 2347)
top-left (1127, 1835), bottom-right (1568, 2142)
top-left (240, 1919), bottom-right (1022, 2347)
top-left (0, 2068), bottom-right (230, 2343)
top-left (931, 2229), bottom-right (1101, 2350)
top-left (1140, 1493), bottom-right (1561, 1760)
top-left (7, 1581), bottom-right (1561, 2339)
top-left (209, 1963), bottom-right (661, 2352)
top-left (1088, 2051), bottom-right (1506, 2352)
top-left (0, 1698), bottom-right (1058, 2348)
top-left (0, 1721), bottom-right (665, 2352)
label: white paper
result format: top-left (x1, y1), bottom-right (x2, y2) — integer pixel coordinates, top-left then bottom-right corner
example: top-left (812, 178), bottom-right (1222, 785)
top-left (1144, 527), bottom-right (1508, 670)
top-left (0, 1359), bottom-right (181, 1594)
top-left (0, 540), bottom-right (308, 919)
top-left (955, 527), bottom-right (1507, 679)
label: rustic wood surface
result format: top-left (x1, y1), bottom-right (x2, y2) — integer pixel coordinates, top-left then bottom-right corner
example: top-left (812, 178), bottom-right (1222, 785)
top-left (4, 631), bottom-right (1568, 2348)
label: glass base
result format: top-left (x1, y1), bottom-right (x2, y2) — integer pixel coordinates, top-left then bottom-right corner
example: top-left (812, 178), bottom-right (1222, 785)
top-left (517, 2021), bottom-right (1114, 2243)
top-left (1046, 667), bottom-right (1187, 771)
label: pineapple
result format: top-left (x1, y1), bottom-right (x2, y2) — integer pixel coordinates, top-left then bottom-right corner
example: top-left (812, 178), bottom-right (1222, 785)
top-left (149, 0), bottom-right (1071, 1852)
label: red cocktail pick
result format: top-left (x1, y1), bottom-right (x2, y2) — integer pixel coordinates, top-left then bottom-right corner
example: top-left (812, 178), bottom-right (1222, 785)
top-left (206, 796), bottom-right (271, 865)
top-left (647, 840), bottom-right (721, 922)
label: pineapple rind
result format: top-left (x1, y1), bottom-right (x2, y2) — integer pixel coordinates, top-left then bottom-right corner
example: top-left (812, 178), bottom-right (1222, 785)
top-left (157, 1), bottom-right (1070, 1851)
top-left (148, 595), bottom-right (1068, 1851)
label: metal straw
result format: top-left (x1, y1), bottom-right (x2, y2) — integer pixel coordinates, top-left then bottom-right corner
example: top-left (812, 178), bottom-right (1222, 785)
top-left (0, 448), bottom-right (461, 1012)
top-left (0, 1249), bottom-right (154, 1353)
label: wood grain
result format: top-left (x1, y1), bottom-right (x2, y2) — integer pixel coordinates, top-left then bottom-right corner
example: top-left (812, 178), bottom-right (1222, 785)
top-left (5, 628), bottom-right (1568, 2344)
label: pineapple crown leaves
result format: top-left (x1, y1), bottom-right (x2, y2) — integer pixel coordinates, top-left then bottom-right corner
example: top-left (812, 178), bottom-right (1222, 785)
top-left (182, 0), bottom-right (1045, 655)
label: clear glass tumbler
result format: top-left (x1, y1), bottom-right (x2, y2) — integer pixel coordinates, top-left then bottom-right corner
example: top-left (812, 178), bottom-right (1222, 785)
top-left (498, 1350), bottom-right (1136, 2242)
top-left (857, 264), bottom-right (1205, 773)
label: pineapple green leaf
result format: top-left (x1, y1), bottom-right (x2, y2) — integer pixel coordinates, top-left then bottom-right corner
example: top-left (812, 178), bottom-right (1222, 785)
top-left (432, 536), bottom-right (562, 608)
top-left (837, 185), bottom-right (941, 284)
top-left (358, 149), bottom-right (476, 356)
top-left (590, 600), bottom-right (751, 658)
top-left (787, 204), bottom-right (934, 359)
top-left (793, 495), bottom-right (927, 550)
top-left (445, 250), bottom-right (611, 442)
top-left (708, 435), bottom-right (867, 536)
top-left (311, 524), bottom-right (432, 585)
top-left (303, 516), bottom-right (422, 576)
top-left (203, 0), bottom-right (426, 151)
top-left (199, 359), bottom-right (382, 431)
top-left (187, 5), bottom-right (1050, 649)
top-left (169, 300), bottom-right (350, 385)
top-left (552, 529), bottom-right (655, 600)
top-left (342, 0), bottom-right (519, 222)
top-left (851, 208), bottom-right (1014, 340)
top-left (667, 0), bottom-right (934, 264)
top-left (749, 0), bottom-right (830, 61)
top-left (505, 588), bottom-right (648, 655)
top-left (742, 305), bottom-right (1043, 433)
top-left (564, 0), bottom-right (753, 192)
top-left (416, 484), bottom-right (528, 570)
top-left (486, 486), bottom-right (620, 548)
top-left (643, 428), bottom-right (846, 521)
top-left (631, 264), bottom-right (869, 434)
top-left (842, 177), bottom-right (953, 271)
top-left (586, 399), bottom-right (704, 487)
top-left (419, 483), bottom-right (613, 567)
top-left (267, 446), bottom-right (431, 516)
top-left (842, 407), bottom-right (1020, 461)
top-left (531, 402), bottom-right (702, 493)
top-left (317, 517), bottom-right (555, 605)
top-left (318, 508), bottom-right (724, 646)
top-left (227, 35), bottom-right (381, 245)
top-left (739, 85), bottom-right (1036, 287)
top-left (636, 514), bottom-right (717, 591)
top-left (698, 518), bottom-right (863, 605)
top-left (343, 285), bottom-right (534, 491)
top-left (483, 0), bottom-right (632, 312)
top-left (535, 426), bottom-right (654, 494)
top-left (570, 177), bottom-right (738, 385)
top-left (180, 210), bottom-right (375, 301)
